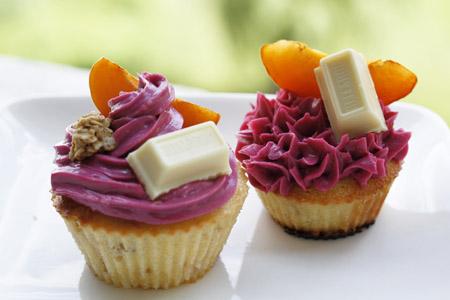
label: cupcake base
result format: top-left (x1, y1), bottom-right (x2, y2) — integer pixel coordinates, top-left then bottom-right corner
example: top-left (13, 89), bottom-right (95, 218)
top-left (53, 168), bottom-right (248, 289)
top-left (282, 221), bottom-right (375, 240)
top-left (257, 162), bottom-right (401, 240)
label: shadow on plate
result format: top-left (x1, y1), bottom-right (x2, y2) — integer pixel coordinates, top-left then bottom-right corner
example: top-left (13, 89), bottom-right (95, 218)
top-left (233, 205), bottom-right (450, 299)
top-left (78, 258), bottom-right (233, 300)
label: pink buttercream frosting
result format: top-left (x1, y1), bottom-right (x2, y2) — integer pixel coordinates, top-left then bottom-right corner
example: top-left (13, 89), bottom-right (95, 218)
top-left (51, 72), bottom-right (238, 225)
top-left (236, 89), bottom-right (410, 195)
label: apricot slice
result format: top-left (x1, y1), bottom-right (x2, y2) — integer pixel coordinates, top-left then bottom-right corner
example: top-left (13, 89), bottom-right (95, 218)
top-left (369, 60), bottom-right (417, 105)
top-left (89, 58), bottom-right (220, 125)
top-left (172, 98), bottom-right (221, 128)
top-left (261, 40), bottom-right (326, 98)
top-left (89, 57), bottom-right (139, 116)
top-left (261, 40), bottom-right (417, 104)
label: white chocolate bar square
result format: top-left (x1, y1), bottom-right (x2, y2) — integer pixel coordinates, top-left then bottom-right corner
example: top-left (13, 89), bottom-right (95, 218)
top-left (127, 121), bottom-right (231, 200)
top-left (314, 49), bottom-right (387, 140)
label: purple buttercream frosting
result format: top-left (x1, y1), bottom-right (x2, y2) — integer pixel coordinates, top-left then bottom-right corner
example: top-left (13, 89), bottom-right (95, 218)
top-left (51, 72), bottom-right (238, 225)
top-left (236, 89), bottom-right (410, 195)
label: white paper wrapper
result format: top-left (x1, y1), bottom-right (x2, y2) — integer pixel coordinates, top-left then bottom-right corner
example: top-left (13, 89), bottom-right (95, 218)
top-left (58, 170), bottom-right (248, 289)
top-left (256, 162), bottom-right (400, 239)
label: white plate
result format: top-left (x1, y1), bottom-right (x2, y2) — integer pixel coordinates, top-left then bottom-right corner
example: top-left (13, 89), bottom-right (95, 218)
top-left (0, 94), bottom-right (449, 300)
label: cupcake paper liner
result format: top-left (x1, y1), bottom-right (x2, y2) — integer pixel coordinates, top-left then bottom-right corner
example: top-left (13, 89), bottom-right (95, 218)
top-left (256, 162), bottom-right (400, 239)
top-left (57, 170), bottom-right (248, 289)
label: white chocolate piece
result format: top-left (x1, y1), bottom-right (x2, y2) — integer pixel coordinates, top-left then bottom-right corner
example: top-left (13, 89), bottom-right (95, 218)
top-left (314, 48), bottom-right (387, 140)
top-left (126, 121), bottom-right (231, 200)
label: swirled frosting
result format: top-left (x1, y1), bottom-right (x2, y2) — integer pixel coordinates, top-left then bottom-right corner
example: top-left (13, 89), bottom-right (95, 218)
top-left (51, 72), bottom-right (238, 225)
top-left (236, 89), bottom-right (410, 195)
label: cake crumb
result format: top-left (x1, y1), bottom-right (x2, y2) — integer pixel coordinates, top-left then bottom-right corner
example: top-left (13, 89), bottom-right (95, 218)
top-left (69, 112), bottom-right (115, 161)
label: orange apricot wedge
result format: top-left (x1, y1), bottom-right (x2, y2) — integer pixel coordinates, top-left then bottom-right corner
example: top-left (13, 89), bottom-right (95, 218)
top-left (89, 58), bottom-right (220, 125)
top-left (261, 40), bottom-right (325, 98)
top-left (261, 40), bottom-right (417, 104)
top-left (369, 60), bottom-right (417, 105)
top-left (89, 57), bottom-right (139, 116)
top-left (172, 98), bottom-right (221, 128)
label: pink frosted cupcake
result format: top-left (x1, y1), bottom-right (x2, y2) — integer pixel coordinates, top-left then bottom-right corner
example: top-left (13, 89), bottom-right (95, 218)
top-left (52, 64), bottom-right (248, 288)
top-left (236, 90), bottom-right (410, 239)
top-left (236, 41), bottom-right (415, 239)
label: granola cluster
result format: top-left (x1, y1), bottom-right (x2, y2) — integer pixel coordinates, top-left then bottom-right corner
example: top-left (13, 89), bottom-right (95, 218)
top-left (69, 112), bottom-right (116, 161)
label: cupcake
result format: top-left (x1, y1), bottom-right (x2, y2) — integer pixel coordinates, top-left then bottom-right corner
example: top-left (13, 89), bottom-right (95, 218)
top-left (51, 58), bottom-right (248, 288)
top-left (236, 41), bottom-right (416, 239)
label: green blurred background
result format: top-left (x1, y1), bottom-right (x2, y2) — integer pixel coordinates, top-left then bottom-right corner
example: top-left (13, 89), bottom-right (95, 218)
top-left (1, 0), bottom-right (449, 124)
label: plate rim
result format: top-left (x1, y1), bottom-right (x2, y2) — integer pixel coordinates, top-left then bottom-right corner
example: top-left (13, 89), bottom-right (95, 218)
top-left (3, 93), bottom-right (449, 136)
